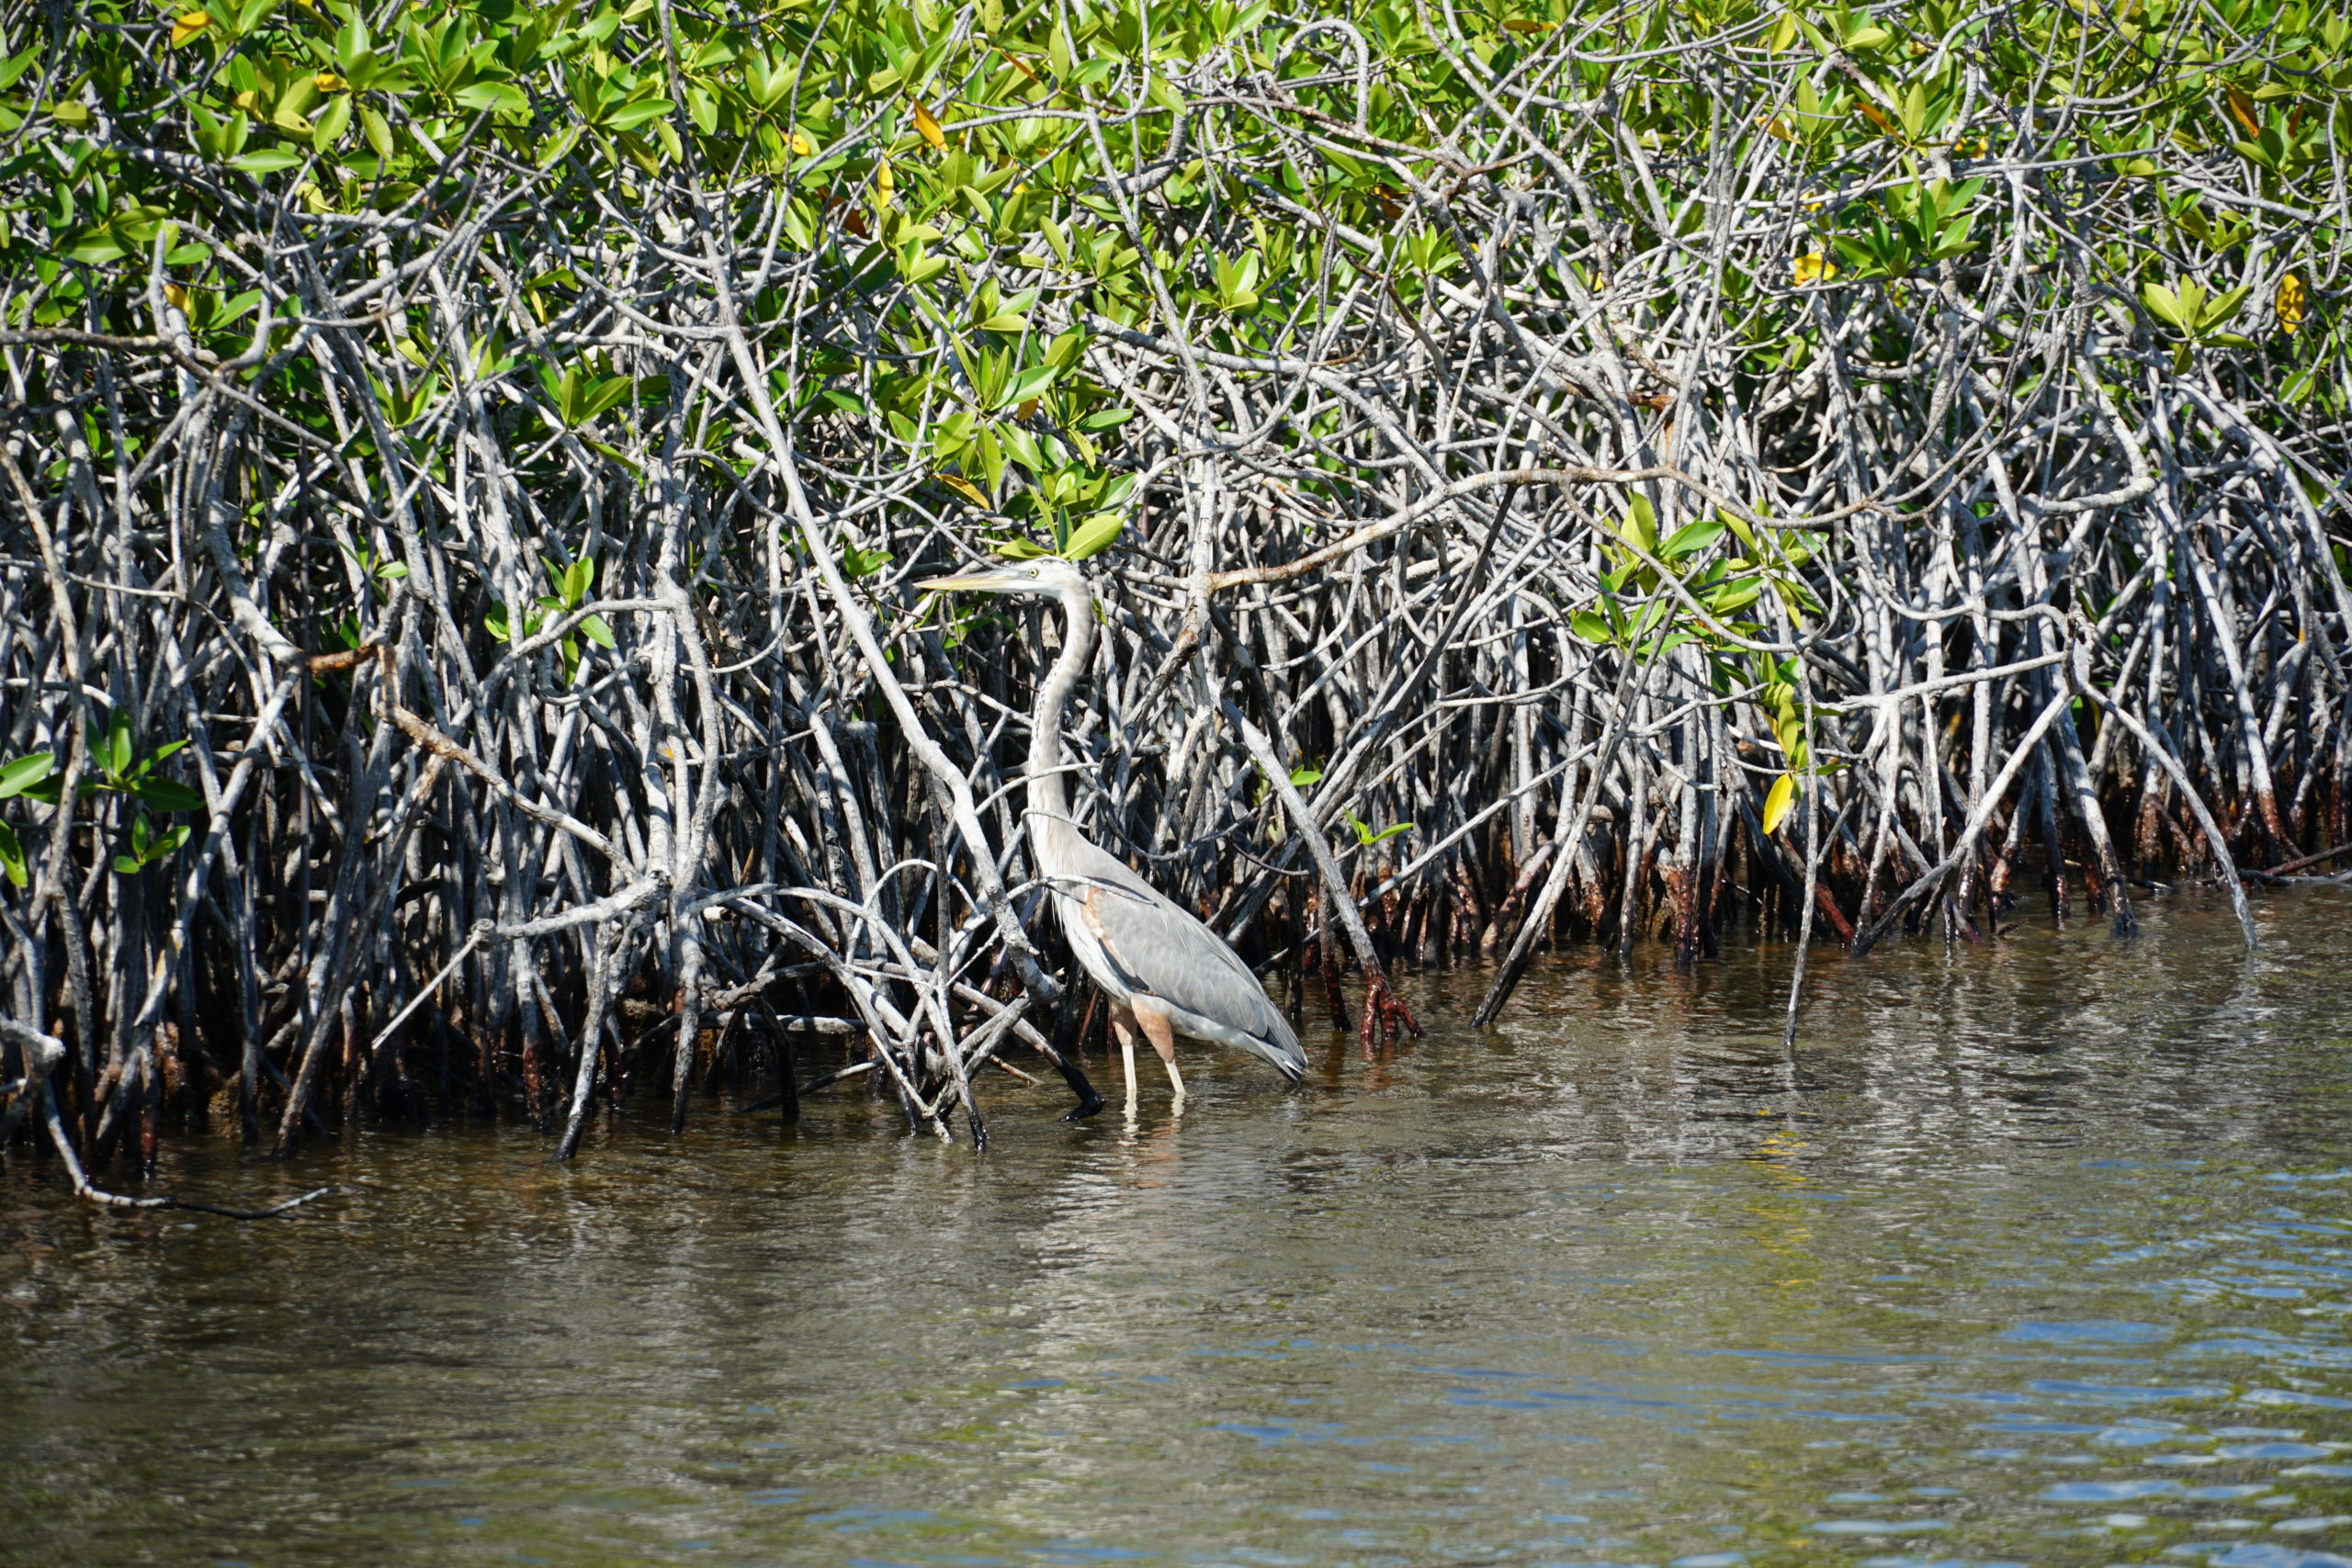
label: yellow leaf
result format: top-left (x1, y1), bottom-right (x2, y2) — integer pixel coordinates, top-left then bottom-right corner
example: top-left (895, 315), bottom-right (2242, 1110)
top-left (162, 283), bottom-right (190, 314)
top-left (1500, 17), bottom-right (1553, 32)
top-left (1792, 251), bottom-right (1838, 285)
top-left (786, 130), bottom-right (812, 155)
top-left (169, 9), bottom-right (209, 46)
top-left (1761, 773), bottom-right (1798, 836)
top-left (873, 160), bottom-right (894, 209)
top-left (2278, 272), bottom-right (2307, 335)
top-left (314, 72), bottom-right (345, 93)
top-left (935, 472), bottom-right (990, 507)
top-left (2224, 84), bottom-right (2261, 138)
top-left (911, 98), bottom-right (945, 152)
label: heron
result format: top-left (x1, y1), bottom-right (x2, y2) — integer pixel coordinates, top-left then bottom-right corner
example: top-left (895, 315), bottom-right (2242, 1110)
top-left (917, 556), bottom-right (1307, 1112)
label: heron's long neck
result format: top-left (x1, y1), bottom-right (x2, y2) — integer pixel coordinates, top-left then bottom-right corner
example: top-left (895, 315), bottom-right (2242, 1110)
top-left (1027, 582), bottom-right (1094, 828)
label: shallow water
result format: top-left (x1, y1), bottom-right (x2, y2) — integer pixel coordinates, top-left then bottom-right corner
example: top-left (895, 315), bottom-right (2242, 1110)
top-left (9, 889), bottom-right (2352, 1568)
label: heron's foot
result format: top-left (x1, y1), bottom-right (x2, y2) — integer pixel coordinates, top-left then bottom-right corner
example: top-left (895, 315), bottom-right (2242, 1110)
top-left (1059, 1090), bottom-right (1105, 1122)
top-left (1358, 975), bottom-right (1425, 1058)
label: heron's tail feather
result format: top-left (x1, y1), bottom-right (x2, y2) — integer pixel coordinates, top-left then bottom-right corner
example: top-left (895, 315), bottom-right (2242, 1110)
top-left (1245, 1010), bottom-right (1307, 1084)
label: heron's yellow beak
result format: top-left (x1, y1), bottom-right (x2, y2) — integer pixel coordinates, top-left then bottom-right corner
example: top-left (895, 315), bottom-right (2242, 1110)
top-left (915, 570), bottom-right (1023, 592)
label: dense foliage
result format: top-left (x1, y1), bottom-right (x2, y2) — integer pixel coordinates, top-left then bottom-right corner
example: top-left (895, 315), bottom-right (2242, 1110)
top-left (1, 0), bottom-right (2346, 1180)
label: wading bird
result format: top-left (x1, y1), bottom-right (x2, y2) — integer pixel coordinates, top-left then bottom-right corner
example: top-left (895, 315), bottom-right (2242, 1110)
top-left (918, 557), bottom-right (1307, 1111)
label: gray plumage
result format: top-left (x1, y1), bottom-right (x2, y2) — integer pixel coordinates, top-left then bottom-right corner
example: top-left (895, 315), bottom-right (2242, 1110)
top-left (917, 558), bottom-right (1306, 1085)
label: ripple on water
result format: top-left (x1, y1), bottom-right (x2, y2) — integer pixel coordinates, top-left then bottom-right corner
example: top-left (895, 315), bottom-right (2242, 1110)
top-left (10, 892), bottom-right (2352, 1567)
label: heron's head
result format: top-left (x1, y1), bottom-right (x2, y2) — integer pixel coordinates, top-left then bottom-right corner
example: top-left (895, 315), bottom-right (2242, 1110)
top-left (915, 556), bottom-right (1088, 598)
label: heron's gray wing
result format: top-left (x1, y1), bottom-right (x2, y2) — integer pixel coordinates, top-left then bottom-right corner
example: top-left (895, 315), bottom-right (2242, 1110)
top-left (1051, 842), bottom-right (1302, 1074)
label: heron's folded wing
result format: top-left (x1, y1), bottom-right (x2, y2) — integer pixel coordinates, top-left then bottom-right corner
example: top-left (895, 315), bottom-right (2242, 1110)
top-left (1055, 861), bottom-right (1291, 1048)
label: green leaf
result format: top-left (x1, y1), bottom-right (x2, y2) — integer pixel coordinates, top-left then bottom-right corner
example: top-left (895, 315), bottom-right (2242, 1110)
top-left (1702, 577), bottom-right (1764, 615)
top-left (231, 146), bottom-right (308, 175)
top-left (312, 93), bottom-right (353, 152)
top-left (603, 96), bottom-right (674, 130)
top-left (455, 81), bottom-right (530, 115)
top-left (990, 536), bottom-right (1049, 559)
top-left (2198, 285), bottom-right (2251, 333)
top-left (113, 854), bottom-right (142, 876)
top-left (1060, 511), bottom-right (1124, 560)
top-left (1004, 364), bottom-right (1059, 404)
top-left (2141, 279), bottom-right (2188, 331)
top-left (360, 106), bottom-right (395, 162)
top-left (64, 230), bottom-right (129, 264)
top-left (134, 778), bottom-right (206, 813)
top-left (898, 247), bottom-right (948, 285)
top-left (0, 820), bottom-right (24, 888)
top-left (978, 312), bottom-right (1030, 333)
top-left (580, 375), bottom-right (636, 421)
top-left (1620, 493), bottom-right (1659, 553)
top-left (0, 751), bottom-right (55, 800)
top-left (1659, 519), bottom-right (1725, 560)
top-left (582, 438), bottom-right (640, 474)
top-left (1287, 765), bottom-right (1323, 788)
top-left (579, 614), bottom-right (616, 649)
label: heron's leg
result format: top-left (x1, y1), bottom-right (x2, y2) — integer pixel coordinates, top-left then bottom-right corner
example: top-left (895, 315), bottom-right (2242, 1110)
top-left (1106, 1005), bottom-right (1140, 1113)
top-left (1129, 998), bottom-right (1185, 1107)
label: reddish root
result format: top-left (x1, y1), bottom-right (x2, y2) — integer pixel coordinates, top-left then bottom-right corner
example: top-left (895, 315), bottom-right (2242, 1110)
top-left (1357, 974), bottom-right (1424, 1058)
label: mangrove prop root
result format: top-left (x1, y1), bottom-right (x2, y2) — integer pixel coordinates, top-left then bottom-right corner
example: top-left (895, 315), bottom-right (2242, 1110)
top-left (1, 0), bottom-right (2346, 1172)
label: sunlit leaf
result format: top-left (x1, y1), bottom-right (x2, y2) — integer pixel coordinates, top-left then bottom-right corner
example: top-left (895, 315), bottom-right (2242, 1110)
top-left (1060, 511), bottom-right (1123, 560)
top-left (0, 752), bottom-right (56, 800)
top-left (231, 146), bottom-right (307, 175)
top-left (2278, 274), bottom-right (2307, 335)
top-left (936, 472), bottom-right (992, 508)
top-left (1761, 772), bottom-right (1798, 836)
top-left (1660, 519), bottom-right (1725, 560)
top-left (911, 98), bottom-right (945, 151)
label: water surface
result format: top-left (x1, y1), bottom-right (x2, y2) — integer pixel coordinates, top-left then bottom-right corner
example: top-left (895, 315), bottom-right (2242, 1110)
top-left (9, 890), bottom-right (2352, 1568)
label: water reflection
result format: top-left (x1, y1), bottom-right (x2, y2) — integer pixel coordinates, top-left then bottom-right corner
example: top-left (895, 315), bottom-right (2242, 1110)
top-left (5, 889), bottom-right (2352, 1568)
